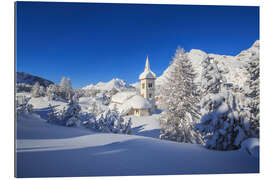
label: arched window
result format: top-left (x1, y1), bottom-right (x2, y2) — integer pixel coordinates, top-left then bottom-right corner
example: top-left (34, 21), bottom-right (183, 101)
top-left (149, 93), bottom-right (152, 98)
top-left (148, 83), bottom-right (152, 88)
top-left (142, 83), bottom-right (145, 89)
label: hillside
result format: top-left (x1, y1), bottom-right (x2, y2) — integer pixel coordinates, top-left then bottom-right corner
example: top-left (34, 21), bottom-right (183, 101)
top-left (16, 72), bottom-right (55, 87)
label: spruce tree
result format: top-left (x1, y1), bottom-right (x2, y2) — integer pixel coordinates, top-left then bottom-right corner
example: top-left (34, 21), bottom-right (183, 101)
top-left (159, 47), bottom-right (203, 144)
top-left (245, 55), bottom-right (260, 137)
top-left (59, 76), bottom-right (67, 99)
top-left (31, 82), bottom-right (41, 97)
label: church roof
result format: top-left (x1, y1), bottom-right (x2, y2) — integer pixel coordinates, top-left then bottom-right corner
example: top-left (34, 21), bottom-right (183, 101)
top-left (126, 95), bottom-right (152, 109)
top-left (118, 95), bottom-right (152, 115)
top-left (139, 56), bottom-right (156, 80)
top-left (111, 91), bottom-right (136, 104)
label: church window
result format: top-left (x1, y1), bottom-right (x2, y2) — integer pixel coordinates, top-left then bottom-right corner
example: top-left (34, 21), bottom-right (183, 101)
top-left (148, 83), bottom-right (152, 88)
top-left (142, 83), bottom-right (145, 89)
top-left (149, 93), bottom-right (152, 98)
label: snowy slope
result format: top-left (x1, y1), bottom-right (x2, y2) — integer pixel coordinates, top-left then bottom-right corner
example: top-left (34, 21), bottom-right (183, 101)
top-left (17, 72), bottom-right (54, 87)
top-left (16, 113), bottom-right (259, 177)
top-left (125, 114), bottom-right (161, 138)
top-left (83, 78), bottom-right (134, 91)
top-left (156, 40), bottom-right (259, 89)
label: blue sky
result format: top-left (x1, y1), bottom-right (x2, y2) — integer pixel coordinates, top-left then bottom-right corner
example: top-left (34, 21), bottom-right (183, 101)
top-left (16, 2), bottom-right (259, 89)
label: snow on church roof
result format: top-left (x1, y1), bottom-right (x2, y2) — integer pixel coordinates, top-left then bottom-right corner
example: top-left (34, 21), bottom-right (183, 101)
top-left (111, 91), bottom-right (137, 104)
top-left (139, 56), bottom-right (156, 80)
top-left (126, 95), bottom-right (152, 109)
top-left (119, 95), bottom-right (152, 115)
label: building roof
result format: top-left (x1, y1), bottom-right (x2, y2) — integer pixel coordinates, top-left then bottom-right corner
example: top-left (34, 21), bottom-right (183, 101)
top-left (111, 91), bottom-right (137, 104)
top-left (125, 95), bottom-right (152, 109)
top-left (139, 56), bottom-right (156, 80)
top-left (118, 95), bottom-right (152, 115)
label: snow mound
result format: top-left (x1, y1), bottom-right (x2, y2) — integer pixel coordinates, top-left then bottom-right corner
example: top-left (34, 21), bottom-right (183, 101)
top-left (241, 138), bottom-right (259, 158)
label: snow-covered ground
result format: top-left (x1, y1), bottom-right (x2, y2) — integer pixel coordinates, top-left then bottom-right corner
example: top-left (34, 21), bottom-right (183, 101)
top-left (16, 111), bottom-right (258, 178)
top-left (126, 114), bottom-right (161, 138)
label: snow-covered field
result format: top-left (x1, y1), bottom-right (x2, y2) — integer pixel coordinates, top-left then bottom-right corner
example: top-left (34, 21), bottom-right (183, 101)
top-left (16, 102), bottom-right (259, 177)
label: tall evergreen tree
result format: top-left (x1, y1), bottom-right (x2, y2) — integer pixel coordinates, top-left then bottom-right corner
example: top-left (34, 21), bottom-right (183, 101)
top-left (159, 47), bottom-right (203, 144)
top-left (59, 76), bottom-right (67, 99)
top-left (46, 84), bottom-right (58, 101)
top-left (245, 55), bottom-right (260, 137)
top-left (31, 82), bottom-right (41, 97)
top-left (195, 91), bottom-right (247, 150)
top-left (66, 77), bottom-right (72, 101)
top-left (200, 57), bottom-right (223, 95)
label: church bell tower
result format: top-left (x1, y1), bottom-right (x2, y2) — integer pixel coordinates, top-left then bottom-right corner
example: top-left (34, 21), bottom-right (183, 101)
top-left (139, 56), bottom-right (156, 107)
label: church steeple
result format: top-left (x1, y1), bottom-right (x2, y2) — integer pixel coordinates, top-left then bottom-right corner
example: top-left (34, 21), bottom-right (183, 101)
top-left (145, 56), bottom-right (150, 71)
top-left (139, 56), bottom-right (156, 80)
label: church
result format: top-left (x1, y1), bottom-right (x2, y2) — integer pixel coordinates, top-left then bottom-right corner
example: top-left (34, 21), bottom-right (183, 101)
top-left (110, 56), bottom-right (157, 116)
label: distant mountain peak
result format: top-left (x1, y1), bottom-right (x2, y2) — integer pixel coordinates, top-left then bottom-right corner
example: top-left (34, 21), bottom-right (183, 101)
top-left (83, 78), bottom-right (134, 91)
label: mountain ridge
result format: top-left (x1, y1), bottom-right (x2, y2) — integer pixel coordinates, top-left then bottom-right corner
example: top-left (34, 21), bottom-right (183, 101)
top-left (16, 72), bottom-right (55, 87)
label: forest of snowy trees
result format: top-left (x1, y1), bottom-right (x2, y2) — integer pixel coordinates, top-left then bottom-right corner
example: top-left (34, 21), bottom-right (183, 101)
top-left (159, 47), bottom-right (259, 150)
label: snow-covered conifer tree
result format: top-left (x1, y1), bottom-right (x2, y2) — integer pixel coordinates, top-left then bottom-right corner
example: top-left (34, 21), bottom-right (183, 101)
top-left (39, 86), bottom-right (46, 97)
top-left (16, 96), bottom-right (33, 116)
top-left (92, 109), bottom-right (132, 134)
top-left (59, 76), bottom-right (67, 99)
top-left (123, 118), bottom-right (132, 134)
top-left (47, 99), bottom-right (81, 126)
top-left (66, 77), bottom-right (72, 101)
top-left (31, 82), bottom-right (41, 97)
top-left (244, 55), bottom-right (260, 137)
top-left (159, 47), bottom-right (203, 144)
top-left (47, 104), bottom-right (58, 123)
top-left (47, 84), bottom-right (58, 101)
top-left (195, 91), bottom-right (247, 150)
top-left (64, 101), bottom-right (81, 127)
top-left (201, 57), bottom-right (224, 94)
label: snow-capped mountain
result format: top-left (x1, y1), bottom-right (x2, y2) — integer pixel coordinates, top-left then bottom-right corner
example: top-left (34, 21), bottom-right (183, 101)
top-left (131, 82), bottom-right (140, 90)
top-left (83, 78), bottom-right (135, 91)
top-left (156, 40), bottom-right (259, 89)
top-left (16, 72), bottom-right (55, 87)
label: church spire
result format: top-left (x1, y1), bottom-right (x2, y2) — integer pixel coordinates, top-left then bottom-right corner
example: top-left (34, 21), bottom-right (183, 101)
top-left (139, 55), bottom-right (156, 80)
top-left (145, 56), bottom-right (150, 71)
